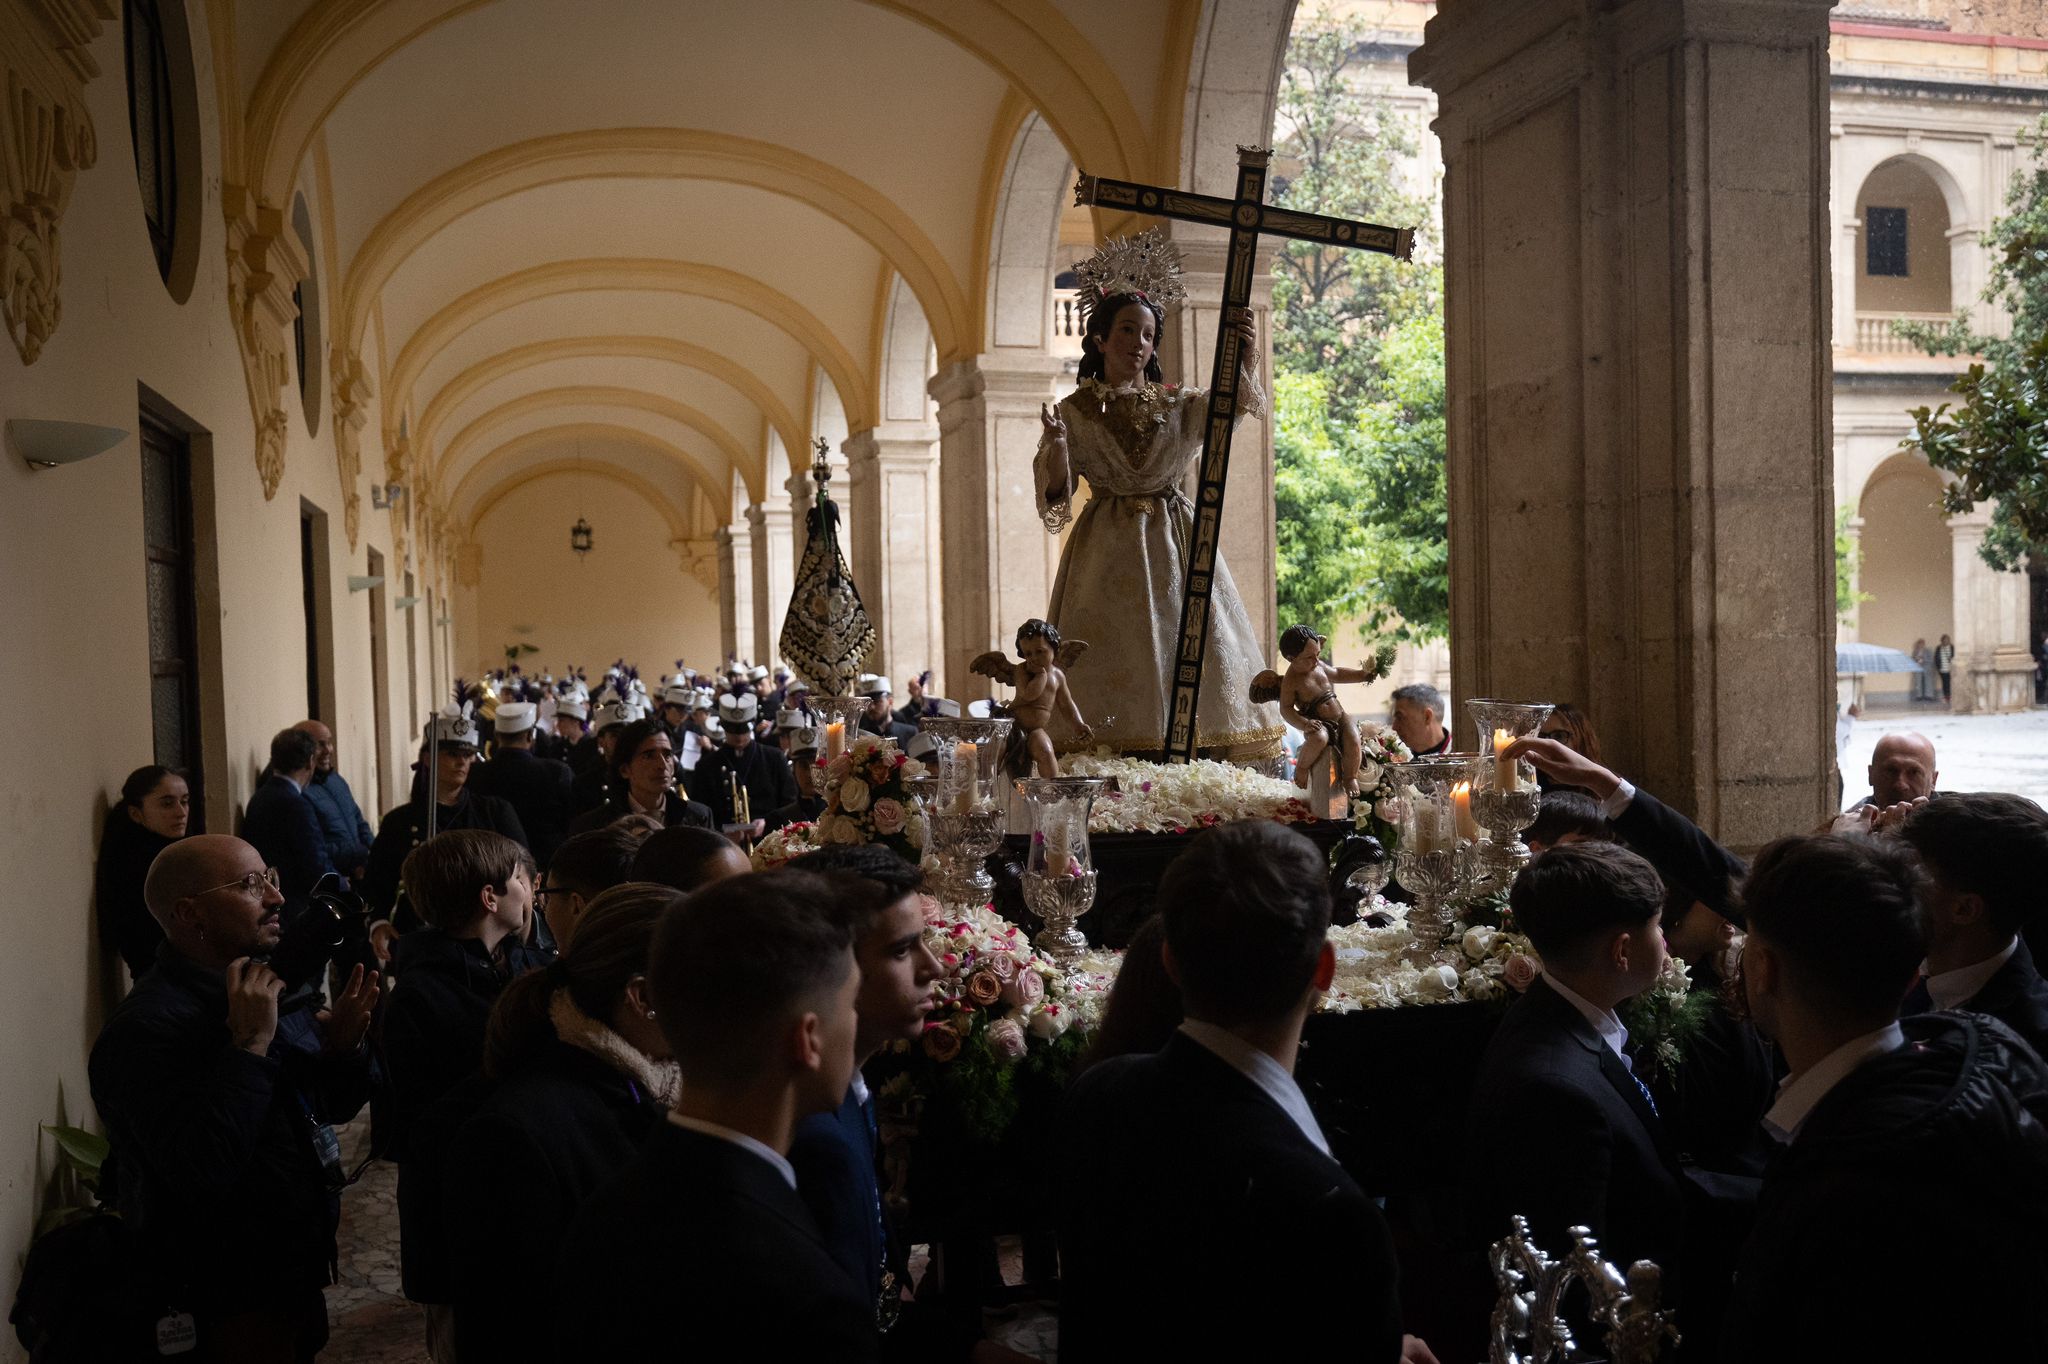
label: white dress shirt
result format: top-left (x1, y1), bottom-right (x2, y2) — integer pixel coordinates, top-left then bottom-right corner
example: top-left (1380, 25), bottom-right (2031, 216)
top-left (1599, 779), bottom-right (1637, 821)
top-left (1923, 937), bottom-right (2018, 1012)
top-left (666, 1111), bottom-right (798, 1189)
top-left (1177, 1020), bottom-right (1331, 1156)
top-left (1542, 972), bottom-right (1635, 1068)
top-left (1762, 1023), bottom-right (1906, 1145)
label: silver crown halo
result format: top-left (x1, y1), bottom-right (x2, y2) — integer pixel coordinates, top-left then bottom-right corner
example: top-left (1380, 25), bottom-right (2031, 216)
top-left (1072, 226), bottom-right (1186, 326)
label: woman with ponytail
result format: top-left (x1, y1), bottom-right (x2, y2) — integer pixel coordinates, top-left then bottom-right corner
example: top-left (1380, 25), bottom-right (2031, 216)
top-left (441, 883), bottom-right (685, 1362)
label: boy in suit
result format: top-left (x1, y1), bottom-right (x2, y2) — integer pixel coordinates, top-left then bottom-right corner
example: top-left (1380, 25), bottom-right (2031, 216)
top-left (1056, 821), bottom-right (1435, 1364)
top-left (553, 870), bottom-right (875, 1360)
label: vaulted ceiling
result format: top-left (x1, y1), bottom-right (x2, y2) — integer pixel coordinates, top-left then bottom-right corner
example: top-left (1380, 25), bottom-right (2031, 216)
top-left (210, 0), bottom-right (1269, 550)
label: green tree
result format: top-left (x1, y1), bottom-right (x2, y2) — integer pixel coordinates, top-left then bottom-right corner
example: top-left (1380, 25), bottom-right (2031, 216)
top-left (1896, 113), bottom-right (2048, 570)
top-left (1835, 505), bottom-right (1869, 625)
top-left (1270, 11), bottom-right (1448, 645)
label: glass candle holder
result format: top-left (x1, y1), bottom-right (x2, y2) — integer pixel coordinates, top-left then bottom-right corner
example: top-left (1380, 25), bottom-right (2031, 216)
top-left (1016, 776), bottom-right (1106, 965)
top-left (1389, 755), bottom-right (1473, 962)
top-left (1466, 700), bottom-right (1553, 880)
top-left (918, 716), bottom-right (1012, 912)
top-left (811, 694), bottom-right (871, 763)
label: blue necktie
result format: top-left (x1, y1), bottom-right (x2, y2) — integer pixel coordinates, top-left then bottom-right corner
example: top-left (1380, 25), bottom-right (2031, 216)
top-left (1628, 1067), bottom-right (1660, 1119)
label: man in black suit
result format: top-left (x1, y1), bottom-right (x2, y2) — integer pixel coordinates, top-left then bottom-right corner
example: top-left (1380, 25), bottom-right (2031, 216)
top-left (1466, 843), bottom-right (1684, 1276)
top-left (468, 702), bottom-right (575, 870)
top-left (1056, 821), bottom-right (1434, 1364)
top-left (1899, 792), bottom-right (2048, 1053)
top-left (855, 674), bottom-right (918, 746)
top-left (242, 727), bottom-right (335, 914)
top-left (686, 693), bottom-right (796, 842)
top-left (785, 846), bottom-right (941, 1347)
top-left (553, 869), bottom-right (875, 1361)
top-left (1724, 832), bottom-right (2048, 1362)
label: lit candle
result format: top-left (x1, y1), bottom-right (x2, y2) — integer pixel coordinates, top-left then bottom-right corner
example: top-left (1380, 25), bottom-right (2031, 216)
top-left (1453, 781), bottom-right (1479, 842)
top-left (1494, 728), bottom-right (1519, 792)
top-left (951, 741), bottom-right (979, 815)
top-left (825, 721), bottom-right (846, 761)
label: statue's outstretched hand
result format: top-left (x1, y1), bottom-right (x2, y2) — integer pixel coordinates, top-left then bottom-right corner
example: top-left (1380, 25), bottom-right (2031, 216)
top-left (1040, 403), bottom-right (1067, 442)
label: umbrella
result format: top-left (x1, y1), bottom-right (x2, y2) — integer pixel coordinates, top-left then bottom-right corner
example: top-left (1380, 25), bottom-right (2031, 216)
top-left (1836, 642), bottom-right (1923, 676)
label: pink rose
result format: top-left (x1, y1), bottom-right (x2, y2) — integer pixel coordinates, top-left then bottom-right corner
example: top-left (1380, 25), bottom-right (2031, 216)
top-left (985, 952), bottom-right (1018, 983)
top-left (1504, 953), bottom-right (1539, 992)
top-left (1002, 968), bottom-right (1046, 1008)
top-left (870, 797), bottom-right (906, 836)
top-left (987, 1017), bottom-right (1029, 1061)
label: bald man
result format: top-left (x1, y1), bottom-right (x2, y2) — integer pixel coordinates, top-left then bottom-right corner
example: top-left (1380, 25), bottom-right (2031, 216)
top-left (1862, 732), bottom-right (1938, 811)
top-left (89, 835), bottom-right (379, 1362)
top-left (294, 719), bottom-right (374, 886)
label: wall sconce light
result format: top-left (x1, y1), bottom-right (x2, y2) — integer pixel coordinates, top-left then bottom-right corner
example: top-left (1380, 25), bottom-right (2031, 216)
top-left (570, 517), bottom-right (594, 555)
top-left (347, 575), bottom-right (385, 593)
top-left (370, 483), bottom-right (408, 510)
top-left (9, 419), bottom-right (128, 470)
top-left (394, 594), bottom-right (423, 609)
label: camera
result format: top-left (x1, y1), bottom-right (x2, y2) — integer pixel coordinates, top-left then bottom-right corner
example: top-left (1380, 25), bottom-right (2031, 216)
top-left (264, 874), bottom-right (372, 994)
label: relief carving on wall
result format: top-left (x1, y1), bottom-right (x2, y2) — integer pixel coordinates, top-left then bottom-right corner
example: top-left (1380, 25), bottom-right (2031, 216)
top-left (223, 184), bottom-right (306, 498)
top-left (0, 0), bottom-right (117, 365)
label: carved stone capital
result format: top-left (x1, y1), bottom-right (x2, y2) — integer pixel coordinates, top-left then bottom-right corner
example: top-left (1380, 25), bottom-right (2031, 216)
top-left (676, 535), bottom-right (719, 592)
top-left (384, 434), bottom-right (413, 567)
top-left (331, 347), bottom-right (373, 546)
top-left (0, 0), bottom-right (115, 365)
top-left (223, 183), bottom-right (308, 498)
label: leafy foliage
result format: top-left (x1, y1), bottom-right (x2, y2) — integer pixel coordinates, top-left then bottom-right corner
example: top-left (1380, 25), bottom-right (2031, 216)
top-left (1270, 12), bottom-right (1448, 646)
top-left (1896, 114), bottom-right (2048, 570)
top-left (1836, 505), bottom-right (1870, 625)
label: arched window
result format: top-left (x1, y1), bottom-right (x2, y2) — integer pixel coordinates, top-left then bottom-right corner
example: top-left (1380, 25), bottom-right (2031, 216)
top-left (124, 0), bottom-right (176, 281)
top-left (1854, 159), bottom-right (1953, 321)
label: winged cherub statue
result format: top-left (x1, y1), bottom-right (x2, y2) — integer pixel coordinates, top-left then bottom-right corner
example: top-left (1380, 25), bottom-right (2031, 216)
top-left (1250, 626), bottom-right (1399, 793)
top-left (971, 618), bottom-right (1093, 779)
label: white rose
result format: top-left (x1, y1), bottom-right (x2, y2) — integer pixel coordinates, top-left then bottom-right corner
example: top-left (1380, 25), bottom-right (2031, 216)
top-left (1461, 926), bottom-right (1496, 961)
top-left (905, 812), bottom-right (927, 849)
top-left (838, 775), bottom-right (871, 813)
top-left (1356, 758), bottom-right (1382, 791)
top-left (824, 814), bottom-right (865, 845)
top-left (1415, 964), bottom-right (1459, 1000)
top-left (1375, 796), bottom-right (1404, 825)
top-left (1026, 1004), bottom-right (1069, 1039)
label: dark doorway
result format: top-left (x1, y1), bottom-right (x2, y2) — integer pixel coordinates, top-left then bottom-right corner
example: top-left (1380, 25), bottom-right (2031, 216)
top-left (139, 406), bottom-right (204, 827)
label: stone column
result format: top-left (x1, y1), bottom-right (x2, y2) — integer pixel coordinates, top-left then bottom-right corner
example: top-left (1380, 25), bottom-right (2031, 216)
top-left (715, 523), bottom-right (753, 664)
top-left (1948, 507), bottom-right (2036, 714)
top-left (929, 353), bottom-right (1067, 698)
top-left (747, 501), bottom-right (795, 666)
top-left (1158, 234), bottom-right (1281, 657)
top-left (845, 424), bottom-right (945, 691)
top-left (1413, 0), bottom-right (1838, 847)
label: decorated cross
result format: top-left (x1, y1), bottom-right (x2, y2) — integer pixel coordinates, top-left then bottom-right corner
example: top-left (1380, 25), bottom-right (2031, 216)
top-left (1074, 146), bottom-right (1413, 764)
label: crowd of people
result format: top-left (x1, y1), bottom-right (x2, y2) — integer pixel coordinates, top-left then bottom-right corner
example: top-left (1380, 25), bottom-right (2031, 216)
top-left (62, 654), bottom-right (2048, 1363)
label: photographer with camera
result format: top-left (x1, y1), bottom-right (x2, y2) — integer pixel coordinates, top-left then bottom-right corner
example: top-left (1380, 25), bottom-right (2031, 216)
top-left (88, 834), bottom-right (379, 1362)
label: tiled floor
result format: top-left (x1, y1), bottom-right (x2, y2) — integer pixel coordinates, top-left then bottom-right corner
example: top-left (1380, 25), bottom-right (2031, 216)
top-left (318, 1119), bottom-right (1057, 1362)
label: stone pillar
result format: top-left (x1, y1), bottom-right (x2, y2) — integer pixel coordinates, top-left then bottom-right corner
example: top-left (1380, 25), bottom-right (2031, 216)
top-left (716, 521), bottom-right (753, 665)
top-left (1948, 507), bottom-right (2036, 714)
top-left (1413, 0), bottom-right (1838, 847)
top-left (747, 501), bottom-right (795, 666)
top-left (929, 353), bottom-right (1066, 698)
top-left (845, 424), bottom-right (945, 691)
top-left (1158, 234), bottom-right (1281, 656)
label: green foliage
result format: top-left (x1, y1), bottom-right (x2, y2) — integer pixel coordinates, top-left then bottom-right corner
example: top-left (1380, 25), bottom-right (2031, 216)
top-left (1895, 113), bottom-right (2048, 569)
top-left (1271, 11), bottom-right (1448, 647)
top-left (34, 1124), bottom-right (110, 1239)
top-left (1836, 505), bottom-right (1870, 624)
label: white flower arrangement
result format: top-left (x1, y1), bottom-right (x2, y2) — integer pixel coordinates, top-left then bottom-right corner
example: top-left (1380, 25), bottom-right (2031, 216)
top-left (750, 821), bottom-right (821, 870)
top-left (1059, 754), bottom-right (1317, 834)
top-left (1316, 896), bottom-right (1545, 1012)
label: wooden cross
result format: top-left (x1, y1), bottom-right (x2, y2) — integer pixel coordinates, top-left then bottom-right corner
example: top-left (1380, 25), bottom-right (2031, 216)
top-left (1074, 146), bottom-right (1413, 764)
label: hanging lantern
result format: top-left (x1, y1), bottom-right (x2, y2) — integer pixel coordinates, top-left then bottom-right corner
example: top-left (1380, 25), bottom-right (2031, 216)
top-left (570, 517), bottom-right (594, 555)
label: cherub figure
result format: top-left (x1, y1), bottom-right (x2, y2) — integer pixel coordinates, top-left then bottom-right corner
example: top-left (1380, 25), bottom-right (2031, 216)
top-left (1251, 626), bottom-right (1397, 793)
top-left (971, 619), bottom-right (1093, 779)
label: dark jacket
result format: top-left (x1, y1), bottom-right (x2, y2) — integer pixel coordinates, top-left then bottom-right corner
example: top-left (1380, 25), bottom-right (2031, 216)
top-left (469, 747), bottom-right (575, 869)
top-left (857, 713), bottom-right (918, 747)
top-left (1655, 955), bottom-right (1779, 1176)
top-left (242, 774), bottom-right (335, 907)
top-left (567, 787), bottom-right (714, 837)
top-left (1055, 1032), bottom-right (1405, 1364)
top-left (381, 928), bottom-right (548, 1301)
top-left (303, 769), bottom-right (374, 879)
top-left (1612, 786), bottom-right (1748, 927)
top-left (790, 1084), bottom-right (890, 1320)
top-left (447, 1038), bottom-right (669, 1363)
top-left (94, 812), bottom-right (176, 977)
top-left (1466, 977), bottom-right (1686, 1273)
top-left (686, 740), bottom-right (797, 827)
top-left (561, 733), bottom-right (601, 776)
top-left (765, 793), bottom-right (828, 833)
top-left (362, 788), bottom-right (528, 926)
top-left (554, 1122), bottom-right (877, 1361)
top-left (87, 943), bottom-right (370, 1314)
top-left (1909, 936), bottom-right (2048, 1060)
top-left (1722, 1013), bottom-right (2048, 1362)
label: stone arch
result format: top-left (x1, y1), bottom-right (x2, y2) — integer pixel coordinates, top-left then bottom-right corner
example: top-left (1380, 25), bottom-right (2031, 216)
top-left (1856, 450), bottom-right (1952, 677)
top-left (436, 392), bottom-right (745, 508)
top-left (466, 457), bottom-right (694, 547)
top-left (413, 336), bottom-right (806, 478)
top-left (450, 424), bottom-right (721, 529)
top-left (1178, 0), bottom-right (1299, 198)
top-left (1853, 154), bottom-right (1961, 319)
top-left (333, 128), bottom-right (971, 365)
top-left (383, 258), bottom-right (876, 440)
top-left (982, 110), bottom-right (1072, 352)
top-left (880, 274), bottom-right (936, 425)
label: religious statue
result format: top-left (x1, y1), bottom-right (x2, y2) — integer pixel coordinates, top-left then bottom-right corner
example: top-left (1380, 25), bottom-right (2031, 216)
top-left (1251, 626), bottom-right (1399, 792)
top-left (779, 440), bottom-right (875, 698)
top-left (1033, 228), bottom-right (1282, 765)
top-left (971, 619), bottom-right (1092, 779)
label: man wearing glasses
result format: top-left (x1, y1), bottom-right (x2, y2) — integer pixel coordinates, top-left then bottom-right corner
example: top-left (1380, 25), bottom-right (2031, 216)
top-left (89, 834), bottom-right (380, 1363)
